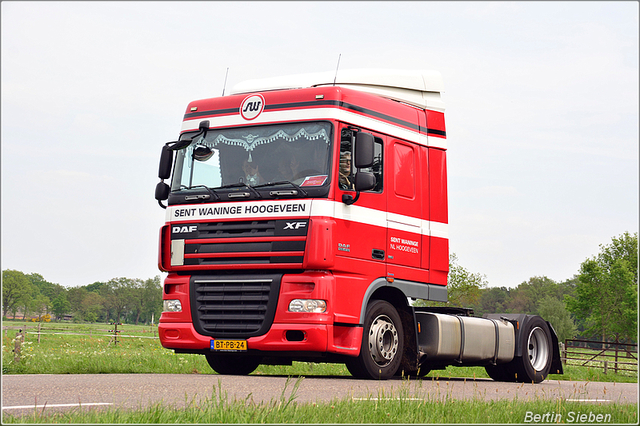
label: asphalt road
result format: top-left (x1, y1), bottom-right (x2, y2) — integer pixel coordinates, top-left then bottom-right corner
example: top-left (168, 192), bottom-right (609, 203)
top-left (2, 374), bottom-right (637, 417)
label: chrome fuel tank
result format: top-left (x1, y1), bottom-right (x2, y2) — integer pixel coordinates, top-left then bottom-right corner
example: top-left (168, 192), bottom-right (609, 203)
top-left (415, 312), bottom-right (515, 364)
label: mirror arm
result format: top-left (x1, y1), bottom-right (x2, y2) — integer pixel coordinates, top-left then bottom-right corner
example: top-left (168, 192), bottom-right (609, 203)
top-left (158, 200), bottom-right (167, 209)
top-left (342, 191), bottom-right (361, 205)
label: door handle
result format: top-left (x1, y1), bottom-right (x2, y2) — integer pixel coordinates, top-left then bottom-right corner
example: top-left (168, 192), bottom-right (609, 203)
top-left (372, 249), bottom-right (385, 260)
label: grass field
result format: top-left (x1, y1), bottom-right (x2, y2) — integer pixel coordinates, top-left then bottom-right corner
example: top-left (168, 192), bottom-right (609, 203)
top-left (2, 321), bottom-right (638, 423)
top-left (3, 321), bottom-right (637, 382)
top-left (3, 382), bottom-right (638, 424)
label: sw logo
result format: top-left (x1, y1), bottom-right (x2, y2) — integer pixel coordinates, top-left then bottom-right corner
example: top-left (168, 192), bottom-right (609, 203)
top-left (173, 225), bottom-right (197, 234)
top-left (284, 222), bottom-right (307, 230)
top-left (240, 94), bottom-right (265, 120)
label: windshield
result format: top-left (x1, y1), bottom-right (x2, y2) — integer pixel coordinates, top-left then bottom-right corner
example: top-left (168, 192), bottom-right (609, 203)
top-left (171, 122), bottom-right (333, 192)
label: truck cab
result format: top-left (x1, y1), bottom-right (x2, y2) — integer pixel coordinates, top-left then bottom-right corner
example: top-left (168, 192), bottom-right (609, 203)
top-left (155, 69), bottom-right (562, 381)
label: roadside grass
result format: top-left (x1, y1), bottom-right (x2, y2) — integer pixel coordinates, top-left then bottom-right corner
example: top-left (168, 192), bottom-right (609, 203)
top-left (2, 332), bottom-right (211, 375)
top-left (2, 322), bottom-right (637, 424)
top-left (2, 322), bottom-right (637, 383)
top-left (2, 378), bottom-right (637, 424)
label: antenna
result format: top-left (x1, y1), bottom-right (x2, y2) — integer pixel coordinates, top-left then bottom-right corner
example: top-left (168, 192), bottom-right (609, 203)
top-left (333, 54), bottom-right (341, 86)
top-left (221, 67), bottom-right (229, 96)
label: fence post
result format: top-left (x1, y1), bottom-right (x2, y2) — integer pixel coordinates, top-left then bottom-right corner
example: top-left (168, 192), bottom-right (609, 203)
top-left (108, 322), bottom-right (121, 346)
top-left (614, 333), bottom-right (619, 374)
top-left (603, 360), bottom-right (608, 374)
top-left (14, 329), bottom-right (24, 362)
top-left (37, 322), bottom-right (41, 344)
top-left (560, 342), bottom-right (566, 364)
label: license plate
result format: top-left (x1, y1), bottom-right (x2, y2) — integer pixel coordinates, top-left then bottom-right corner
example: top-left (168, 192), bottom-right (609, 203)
top-left (211, 339), bottom-right (247, 351)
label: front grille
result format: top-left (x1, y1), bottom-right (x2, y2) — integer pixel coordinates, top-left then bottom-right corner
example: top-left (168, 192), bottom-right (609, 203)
top-left (194, 220), bottom-right (278, 238)
top-left (173, 220), bottom-right (308, 267)
top-left (190, 274), bottom-right (281, 337)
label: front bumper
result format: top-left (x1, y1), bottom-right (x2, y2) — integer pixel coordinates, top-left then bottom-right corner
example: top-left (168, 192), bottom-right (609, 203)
top-left (159, 321), bottom-right (362, 356)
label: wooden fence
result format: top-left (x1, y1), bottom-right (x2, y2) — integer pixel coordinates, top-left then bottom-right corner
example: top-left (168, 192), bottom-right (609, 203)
top-left (3, 323), bottom-right (159, 342)
top-left (562, 337), bottom-right (637, 375)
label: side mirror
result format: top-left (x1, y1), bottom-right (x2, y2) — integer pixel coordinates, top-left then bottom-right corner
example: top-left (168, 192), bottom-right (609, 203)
top-left (155, 182), bottom-right (170, 206)
top-left (159, 145), bottom-right (173, 180)
top-left (354, 171), bottom-right (376, 192)
top-left (342, 172), bottom-right (376, 205)
top-left (354, 132), bottom-right (374, 168)
top-left (193, 145), bottom-right (213, 161)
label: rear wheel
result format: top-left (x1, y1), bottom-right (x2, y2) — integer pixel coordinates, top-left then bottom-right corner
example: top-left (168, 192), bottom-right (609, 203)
top-left (205, 353), bottom-right (261, 375)
top-left (485, 316), bottom-right (553, 383)
top-left (346, 300), bottom-right (404, 380)
top-left (512, 317), bottom-right (553, 383)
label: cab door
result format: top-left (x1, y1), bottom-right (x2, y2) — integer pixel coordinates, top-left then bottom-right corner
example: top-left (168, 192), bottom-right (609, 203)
top-left (386, 139), bottom-right (424, 283)
top-left (333, 126), bottom-right (387, 279)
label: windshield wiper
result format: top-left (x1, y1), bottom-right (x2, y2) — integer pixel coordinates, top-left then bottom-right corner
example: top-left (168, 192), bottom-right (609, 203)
top-left (253, 181), bottom-right (308, 197)
top-left (218, 182), bottom-right (262, 199)
top-left (182, 185), bottom-right (221, 201)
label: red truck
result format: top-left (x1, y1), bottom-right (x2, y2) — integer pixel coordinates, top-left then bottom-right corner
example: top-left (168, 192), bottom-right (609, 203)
top-left (155, 69), bottom-right (562, 382)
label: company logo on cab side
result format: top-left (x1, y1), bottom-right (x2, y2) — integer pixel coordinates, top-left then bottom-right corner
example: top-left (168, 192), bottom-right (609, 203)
top-left (240, 94), bottom-right (265, 120)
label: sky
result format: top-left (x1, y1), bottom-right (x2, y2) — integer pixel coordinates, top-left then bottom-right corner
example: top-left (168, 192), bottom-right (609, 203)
top-left (1, 1), bottom-right (638, 290)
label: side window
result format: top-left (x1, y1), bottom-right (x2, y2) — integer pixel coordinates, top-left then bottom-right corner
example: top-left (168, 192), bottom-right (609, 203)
top-left (394, 142), bottom-right (414, 198)
top-left (361, 137), bottom-right (383, 192)
top-left (339, 129), bottom-right (354, 190)
top-left (339, 129), bottom-right (383, 192)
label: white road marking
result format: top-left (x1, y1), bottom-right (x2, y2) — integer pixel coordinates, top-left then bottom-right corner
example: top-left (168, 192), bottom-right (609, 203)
top-left (2, 402), bottom-right (113, 410)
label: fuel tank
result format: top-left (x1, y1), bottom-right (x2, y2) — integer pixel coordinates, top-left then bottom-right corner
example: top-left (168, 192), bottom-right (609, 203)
top-left (415, 312), bottom-right (515, 364)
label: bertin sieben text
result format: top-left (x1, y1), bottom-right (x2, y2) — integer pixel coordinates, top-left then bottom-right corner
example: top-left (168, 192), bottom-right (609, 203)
top-left (524, 411), bottom-right (612, 423)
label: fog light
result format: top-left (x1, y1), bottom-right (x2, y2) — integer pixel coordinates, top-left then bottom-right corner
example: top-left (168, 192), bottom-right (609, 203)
top-left (163, 299), bottom-right (182, 312)
top-left (289, 299), bottom-right (327, 313)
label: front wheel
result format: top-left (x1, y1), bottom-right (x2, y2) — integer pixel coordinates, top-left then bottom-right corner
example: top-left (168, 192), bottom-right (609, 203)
top-left (205, 353), bottom-right (261, 375)
top-left (346, 300), bottom-right (404, 380)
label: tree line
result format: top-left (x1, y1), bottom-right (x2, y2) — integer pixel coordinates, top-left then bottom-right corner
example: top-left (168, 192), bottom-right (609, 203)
top-left (2, 232), bottom-right (637, 343)
top-left (2, 272), bottom-right (162, 325)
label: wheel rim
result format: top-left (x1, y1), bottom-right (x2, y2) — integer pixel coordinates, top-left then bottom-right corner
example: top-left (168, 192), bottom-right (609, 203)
top-left (368, 314), bottom-right (399, 367)
top-left (527, 326), bottom-right (550, 371)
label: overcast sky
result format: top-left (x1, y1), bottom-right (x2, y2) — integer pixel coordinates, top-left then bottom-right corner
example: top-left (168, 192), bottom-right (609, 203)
top-left (2, 1), bottom-right (638, 289)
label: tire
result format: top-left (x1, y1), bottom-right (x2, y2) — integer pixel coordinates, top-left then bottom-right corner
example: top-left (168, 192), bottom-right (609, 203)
top-left (485, 364), bottom-right (516, 382)
top-left (205, 353), bottom-right (261, 375)
top-left (511, 316), bottom-right (553, 383)
top-left (345, 300), bottom-right (404, 380)
top-left (401, 366), bottom-right (431, 379)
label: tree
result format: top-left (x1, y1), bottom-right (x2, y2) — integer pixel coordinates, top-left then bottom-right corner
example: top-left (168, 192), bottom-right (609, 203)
top-left (472, 286), bottom-right (509, 317)
top-left (30, 294), bottom-right (51, 322)
top-left (85, 281), bottom-right (108, 294)
top-left (505, 276), bottom-right (560, 315)
top-left (142, 276), bottom-right (162, 324)
top-left (3, 270), bottom-right (33, 318)
top-left (27, 273), bottom-right (65, 302)
top-left (126, 278), bottom-right (146, 325)
top-left (66, 286), bottom-right (89, 317)
top-left (537, 295), bottom-right (577, 344)
top-left (79, 291), bottom-right (104, 323)
top-left (446, 253), bottom-right (488, 307)
top-left (415, 253), bottom-right (488, 308)
top-left (104, 277), bottom-right (134, 323)
top-left (52, 293), bottom-right (71, 320)
top-left (565, 232), bottom-right (638, 342)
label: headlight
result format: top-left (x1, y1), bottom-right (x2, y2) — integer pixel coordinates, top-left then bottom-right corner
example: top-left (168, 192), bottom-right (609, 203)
top-left (163, 299), bottom-right (182, 312)
top-left (288, 299), bottom-right (327, 313)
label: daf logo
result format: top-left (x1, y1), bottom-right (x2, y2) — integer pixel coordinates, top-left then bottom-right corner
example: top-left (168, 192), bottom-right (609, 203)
top-left (173, 225), bottom-right (197, 234)
top-left (284, 222), bottom-right (307, 230)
